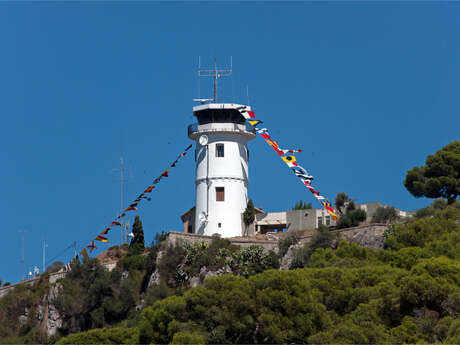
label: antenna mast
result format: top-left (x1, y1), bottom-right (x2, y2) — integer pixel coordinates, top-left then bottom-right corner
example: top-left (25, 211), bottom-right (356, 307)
top-left (198, 57), bottom-right (232, 103)
top-left (112, 151), bottom-right (130, 245)
top-left (42, 235), bottom-right (48, 274)
top-left (18, 230), bottom-right (25, 281)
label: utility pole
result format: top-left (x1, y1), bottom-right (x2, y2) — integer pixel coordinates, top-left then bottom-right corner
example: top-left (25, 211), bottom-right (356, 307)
top-left (42, 235), bottom-right (48, 274)
top-left (18, 230), bottom-right (25, 281)
top-left (112, 150), bottom-right (130, 245)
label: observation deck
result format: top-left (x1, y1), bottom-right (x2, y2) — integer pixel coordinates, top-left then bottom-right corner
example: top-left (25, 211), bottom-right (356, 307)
top-left (188, 122), bottom-right (256, 139)
top-left (188, 103), bottom-right (256, 140)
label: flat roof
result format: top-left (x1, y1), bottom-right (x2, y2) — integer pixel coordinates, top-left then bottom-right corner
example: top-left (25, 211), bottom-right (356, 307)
top-left (193, 103), bottom-right (251, 112)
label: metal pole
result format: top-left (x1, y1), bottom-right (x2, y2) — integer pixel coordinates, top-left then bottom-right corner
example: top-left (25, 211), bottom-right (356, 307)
top-left (120, 155), bottom-right (124, 245)
top-left (214, 58), bottom-right (217, 103)
top-left (207, 146), bottom-right (209, 217)
top-left (42, 235), bottom-right (46, 273)
top-left (73, 241), bottom-right (77, 259)
top-left (18, 230), bottom-right (24, 281)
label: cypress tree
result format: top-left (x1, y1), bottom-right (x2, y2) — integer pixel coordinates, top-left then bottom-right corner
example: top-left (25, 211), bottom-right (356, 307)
top-left (129, 215), bottom-right (145, 254)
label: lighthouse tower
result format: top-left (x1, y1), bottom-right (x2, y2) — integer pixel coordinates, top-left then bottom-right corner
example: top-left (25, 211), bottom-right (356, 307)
top-left (188, 103), bottom-right (256, 237)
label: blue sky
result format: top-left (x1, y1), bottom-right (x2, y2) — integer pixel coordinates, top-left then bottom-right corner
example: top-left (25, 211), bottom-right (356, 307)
top-left (1, 2), bottom-right (459, 284)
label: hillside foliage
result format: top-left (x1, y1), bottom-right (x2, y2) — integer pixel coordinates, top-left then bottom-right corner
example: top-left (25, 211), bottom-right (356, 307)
top-left (2, 199), bottom-right (460, 344)
top-left (52, 202), bottom-right (460, 345)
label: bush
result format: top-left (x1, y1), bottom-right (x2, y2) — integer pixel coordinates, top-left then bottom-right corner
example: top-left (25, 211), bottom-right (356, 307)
top-left (290, 225), bottom-right (337, 268)
top-left (337, 209), bottom-right (367, 229)
top-left (372, 206), bottom-right (399, 223)
top-left (56, 326), bottom-right (138, 344)
top-left (278, 235), bottom-right (298, 258)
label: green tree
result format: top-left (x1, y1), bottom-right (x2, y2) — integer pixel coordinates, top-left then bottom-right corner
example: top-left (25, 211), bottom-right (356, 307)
top-left (337, 208), bottom-right (367, 229)
top-left (372, 206), bottom-right (399, 224)
top-left (290, 224), bottom-right (337, 268)
top-left (56, 327), bottom-right (138, 344)
top-left (129, 215), bottom-right (145, 254)
top-left (404, 141), bottom-right (460, 204)
top-left (46, 261), bottom-right (64, 273)
top-left (292, 200), bottom-right (312, 210)
top-left (170, 331), bottom-right (206, 345)
top-left (278, 235), bottom-right (298, 258)
top-left (242, 199), bottom-right (256, 236)
top-left (335, 192), bottom-right (351, 216)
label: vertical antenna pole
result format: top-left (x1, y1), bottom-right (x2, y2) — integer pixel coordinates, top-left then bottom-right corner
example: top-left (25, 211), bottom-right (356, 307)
top-left (198, 57), bottom-right (201, 99)
top-left (246, 85), bottom-right (250, 105)
top-left (42, 235), bottom-right (46, 273)
top-left (197, 57), bottom-right (232, 103)
top-left (120, 155), bottom-right (124, 245)
top-left (18, 230), bottom-right (24, 281)
top-left (213, 58), bottom-right (217, 103)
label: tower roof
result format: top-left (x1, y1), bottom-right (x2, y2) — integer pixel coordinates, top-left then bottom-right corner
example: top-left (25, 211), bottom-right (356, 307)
top-left (193, 103), bottom-right (250, 126)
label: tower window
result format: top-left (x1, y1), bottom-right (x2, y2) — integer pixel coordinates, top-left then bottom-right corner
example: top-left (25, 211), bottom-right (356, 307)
top-left (218, 223), bottom-right (222, 228)
top-left (216, 144), bottom-right (224, 157)
top-left (216, 187), bottom-right (225, 201)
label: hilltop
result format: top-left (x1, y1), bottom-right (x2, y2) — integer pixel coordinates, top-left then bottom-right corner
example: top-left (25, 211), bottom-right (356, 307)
top-left (0, 199), bottom-right (459, 344)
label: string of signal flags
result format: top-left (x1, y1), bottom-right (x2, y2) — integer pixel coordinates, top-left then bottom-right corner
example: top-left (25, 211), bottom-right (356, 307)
top-left (236, 106), bottom-right (339, 221)
top-left (77, 143), bottom-right (193, 260)
top-left (69, 107), bottom-right (338, 267)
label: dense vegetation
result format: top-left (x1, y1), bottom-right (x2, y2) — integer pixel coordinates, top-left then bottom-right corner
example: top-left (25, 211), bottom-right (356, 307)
top-left (50, 201), bottom-right (460, 344)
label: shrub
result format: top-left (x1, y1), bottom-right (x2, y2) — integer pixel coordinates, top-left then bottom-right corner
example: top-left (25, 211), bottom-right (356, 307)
top-left (372, 206), bottom-right (399, 223)
top-left (278, 235), bottom-right (298, 258)
top-left (337, 209), bottom-right (367, 229)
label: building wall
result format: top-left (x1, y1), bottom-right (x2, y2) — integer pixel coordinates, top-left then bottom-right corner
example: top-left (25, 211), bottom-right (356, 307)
top-left (181, 208), bottom-right (195, 233)
top-left (286, 209), bottom-right (336, 231)
top-left (192, 124), bottom-right (255, 238)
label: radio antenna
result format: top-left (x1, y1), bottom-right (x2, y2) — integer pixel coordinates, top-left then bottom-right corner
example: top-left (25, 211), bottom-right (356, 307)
top-left (198, 57), bottom-right (232, 103)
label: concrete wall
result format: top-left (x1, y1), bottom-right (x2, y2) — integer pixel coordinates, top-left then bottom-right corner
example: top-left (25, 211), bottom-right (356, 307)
top-left (287, 209), bottom-right (317, 231)
top-left (286, 209), bottom-right (337, 231)
top-left (167, 231), bottom-right (279, 252)
top-left (291, 223), bottom-right (388, 249)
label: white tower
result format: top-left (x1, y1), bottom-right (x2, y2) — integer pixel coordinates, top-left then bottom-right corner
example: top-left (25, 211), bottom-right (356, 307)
top-left (188, 103), bottom-right (256, 237)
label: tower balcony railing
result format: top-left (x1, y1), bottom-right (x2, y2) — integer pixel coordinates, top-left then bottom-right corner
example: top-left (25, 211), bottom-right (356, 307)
top-left (188, 122), bottom-right (256, 138)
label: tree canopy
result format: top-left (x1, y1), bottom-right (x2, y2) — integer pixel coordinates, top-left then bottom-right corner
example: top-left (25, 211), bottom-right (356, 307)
top-left (129, 215), bottom-right (145, 255)
top-left (292, 200), bottom-right (312, 210)
top-left (243, 199), bottom-right (256, 236)
top-left (404, 141), bottom-right (460, 204)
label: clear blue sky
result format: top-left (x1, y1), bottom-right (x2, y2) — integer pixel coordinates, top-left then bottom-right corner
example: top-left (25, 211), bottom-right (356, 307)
top-left (1, 2), bottom-right (459, 284)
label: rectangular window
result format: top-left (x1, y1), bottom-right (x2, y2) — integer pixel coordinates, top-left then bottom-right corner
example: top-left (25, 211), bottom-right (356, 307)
top-left (216, 187), bottom-right (225, 201)
top-left (317, 216), bottom-right (323, 226)
top-left (216, 144), bottom-right (224, 157)
top-left (325, 216), bottom-right (331, 226)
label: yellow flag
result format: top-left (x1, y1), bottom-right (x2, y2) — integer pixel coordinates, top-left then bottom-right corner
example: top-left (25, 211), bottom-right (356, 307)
top-left (266, 140), bottom-right (279, 148)
top-left (248, 120), bottom-right (261, 126)
top-left (281, 155), bottom-right (296, 164)
top-left (79, 248), bottom-right (89, 258)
